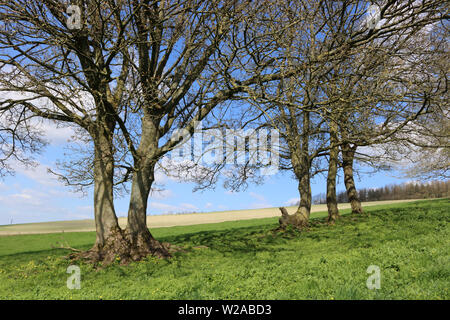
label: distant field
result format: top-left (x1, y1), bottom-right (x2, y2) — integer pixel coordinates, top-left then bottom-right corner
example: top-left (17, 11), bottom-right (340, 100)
top-left (0, 199), bottom-right (419, 236)
top-left (0, 198), bottom-right (448, 299)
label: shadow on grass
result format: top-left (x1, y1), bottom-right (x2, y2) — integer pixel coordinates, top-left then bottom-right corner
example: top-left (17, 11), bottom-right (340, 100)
top-left (2, 198), bottom-right (448, 262)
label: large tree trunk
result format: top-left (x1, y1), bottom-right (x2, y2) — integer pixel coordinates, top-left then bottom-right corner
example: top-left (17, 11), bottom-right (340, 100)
top-left (124, 118), bottom-right (170, 260)
top-left (297, 170), bottom-right (312, 220)
top-left (279, 111), bottom-right (311, 230)
top-left (327, 122), bottom-right (340, 223)
top-left (279, 173), bottom-right (311, 230)
top-left (92, 137), bottom-right (119, 249)
top-left (125, 161), bottom-right (170, 260)
top-left (73, 125), bottom-right (133, 265)
top-left (341, 143), bottom-right (364, 214)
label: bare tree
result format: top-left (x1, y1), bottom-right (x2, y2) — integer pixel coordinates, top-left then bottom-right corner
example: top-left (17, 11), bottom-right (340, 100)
top-left (227, 0), bottom-right (448, 229)
top-left (0, 0), bottom-right (138, 263)
top-left (0, 0), bottom-right (320, 263)
top-left (0, 0), bottom-right (447, 264)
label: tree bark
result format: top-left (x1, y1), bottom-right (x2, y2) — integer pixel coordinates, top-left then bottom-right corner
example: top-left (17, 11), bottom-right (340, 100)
top-left (125, 161), bottom-right (170, 260)
top-left (279, 111), bottom-right (311, 230)
top-left (92, 133), bottom-right (119, 249)
top-left (124, 118), bottom-right (170, 260)
top-left (327, 121), bottom-right (340, 223)
top-left (296, 170), bottom-right (312, 220)
top-left (278, 173), bottom-right (311, 230)
top-left (72, 124), bottom-right (132, 265)
top-left (341, 143), bottom-right (364, 214)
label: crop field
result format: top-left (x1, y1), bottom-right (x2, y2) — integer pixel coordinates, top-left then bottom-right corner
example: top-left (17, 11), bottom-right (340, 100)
top-left (0, 199), bottom-right (419, 236)
top-left (0, 198), bottom-right (448, 300)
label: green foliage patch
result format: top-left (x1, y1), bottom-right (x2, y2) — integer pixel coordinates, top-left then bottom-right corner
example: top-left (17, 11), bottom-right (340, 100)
top-left (0, 199), bottom-right (448, 299)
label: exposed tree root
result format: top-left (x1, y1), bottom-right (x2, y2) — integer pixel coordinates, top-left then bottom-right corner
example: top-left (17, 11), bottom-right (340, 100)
top-left (326, 212), bottom-right (340, 224)
top-left (67, 227), bottom-right (174, 266)
top-left (278, 207), bottom-right (309, 230)
top-left (351, 207), bottom-right (364, 215)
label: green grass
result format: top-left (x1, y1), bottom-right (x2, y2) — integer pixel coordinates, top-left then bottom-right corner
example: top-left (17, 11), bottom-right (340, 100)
top-left (0, 199), bottom-right (448, 299)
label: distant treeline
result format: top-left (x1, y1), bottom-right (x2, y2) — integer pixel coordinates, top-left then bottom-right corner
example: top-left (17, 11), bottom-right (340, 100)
top-left (313, 180), bottom-right (450, 204)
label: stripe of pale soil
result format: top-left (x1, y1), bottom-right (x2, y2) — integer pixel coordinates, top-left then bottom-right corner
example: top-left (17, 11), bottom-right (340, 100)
top-left (0, 199), bottom-right (419, 236)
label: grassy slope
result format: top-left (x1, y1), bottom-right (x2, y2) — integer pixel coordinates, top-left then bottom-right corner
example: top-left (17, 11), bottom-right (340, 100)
top-left (0, 199), bottom-right (448, 299)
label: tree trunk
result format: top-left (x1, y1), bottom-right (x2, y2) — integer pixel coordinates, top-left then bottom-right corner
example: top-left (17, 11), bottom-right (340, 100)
top-left (342, 143), bottom-right (364, 214)
top-left (296, 171), bottom-right (312, 220)
top-left (279, 111), bottom-right (312, 230)
top-left (75, 118), bottom-right (170, 265)
top-left (92, 138), bottom-right (119, 249)
top-left (279, 173), bottom-right (311, 230)
top-left (123, 118), bottom-right (170, 260)
top-left (327, 122), bottom-right (340, 223)
top-left (125, 161), bottom-right (170, 260)
top-left (72, 125), bottom-right (133, 265)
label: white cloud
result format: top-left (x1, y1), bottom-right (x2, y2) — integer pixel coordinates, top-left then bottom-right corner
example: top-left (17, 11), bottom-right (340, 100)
top-left (0, 185), bottom-right (92, 224)
top-left (148, 201), bottom-right (198, 214)
top-left (284, 197), bottom-right (300, 206)
top-left (248, 191), bottom-right (272, 209)
top-left (5, 192), bottom-right (42, 207)
top-left (180, 203), bottom-right (198, 211)
top-left (13, 161), bottom-right (60, 187)
top-left (76, 205), bottom-right (94, 213)
top-left (249, 192), bottom-right (265, 202)
top-left (153, 167), bottom-right (168, 185)
top-left (205, 202), bottom-right (213, 209)
top-left (149, 188), bottom-right (173, 200)
top-left (36, 120), bottom-right (75, 145)
top-left (149, 202), bottom-right (180, 213)
top-left (0, 182), bottom-right (9, 192)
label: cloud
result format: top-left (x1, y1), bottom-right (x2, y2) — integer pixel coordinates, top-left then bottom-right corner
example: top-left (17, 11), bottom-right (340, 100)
top-left (0, 182), bottom-right (8, 192)
top-left (0, 186), bottom-right (92, 224)
top-left (76, 205), bottom-right (94, 213)
top-left (205, 202), bottom-right (213, 209)
top-left (37, 120), bottom-right (75, 145)
top-left (153, 167), bottom-right (168, 185)
top-left (149, 188), bottom-right (173, 200)
top-left (148, 201), bottom-right (179, 212)
top-left (284, 197), bottom-right (300, 206)
top-left (249, 192), bottom-right (265, 202)
top-left (248, 192), bottom-right (272, 209)
top-left (148, 201), bottom-right (199, 214)
top-left (180, 203), bottom-right (198, 211)
top-left (4, 192), bottom-right (43, 207)
top-left (13, 161), bottom-right (60, 187)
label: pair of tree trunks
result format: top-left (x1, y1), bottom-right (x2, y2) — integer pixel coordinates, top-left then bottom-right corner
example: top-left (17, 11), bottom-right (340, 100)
top-left (341, 143), bottom-right (364, 215)
top-left (79, 124), bottom-right (169, 265)
top-left (325, 140), bottom-right (364, 224)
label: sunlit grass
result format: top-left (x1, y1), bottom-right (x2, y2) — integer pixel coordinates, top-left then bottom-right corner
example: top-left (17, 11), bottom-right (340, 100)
top-left (0, 198), bottom-right (448, 299)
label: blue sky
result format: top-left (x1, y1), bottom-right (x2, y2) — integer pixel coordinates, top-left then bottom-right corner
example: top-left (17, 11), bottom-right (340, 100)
top-left (0, 122), bottom-right (412, 226)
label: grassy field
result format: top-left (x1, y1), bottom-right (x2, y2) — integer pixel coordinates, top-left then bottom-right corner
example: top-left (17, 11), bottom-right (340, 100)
top-left (0, 199), bottom-right (448, 299)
